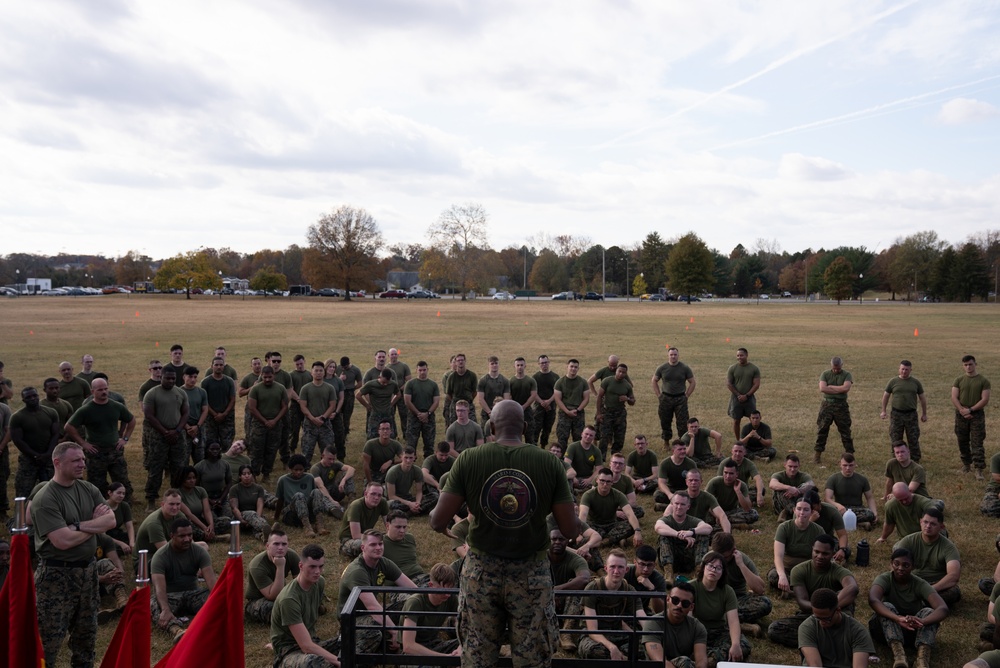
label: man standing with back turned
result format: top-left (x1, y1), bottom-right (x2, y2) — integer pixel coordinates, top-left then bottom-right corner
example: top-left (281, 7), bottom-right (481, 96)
top-left (431, 399), bottom-right (576, 668)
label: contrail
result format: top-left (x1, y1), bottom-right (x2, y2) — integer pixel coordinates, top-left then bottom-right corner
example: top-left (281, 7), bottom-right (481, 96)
top-left (708, 75), bottom-right (1000, 150)
top-left (594, 0), bottom-right (920, 150)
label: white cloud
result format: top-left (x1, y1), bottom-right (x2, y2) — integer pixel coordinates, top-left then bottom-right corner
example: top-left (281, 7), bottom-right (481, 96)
top-left (938, 97), bottom-right (1000, 125)
top-left (778, 154), bottom-right (853, 181)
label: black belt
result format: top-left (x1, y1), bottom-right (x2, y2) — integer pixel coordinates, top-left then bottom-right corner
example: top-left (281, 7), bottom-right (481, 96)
top-left (891, 408), bottom-right (916, 414)
top-left (663, 393), bottom-right (686, 398)
top-left (42, 557), bottom-right (95, 569)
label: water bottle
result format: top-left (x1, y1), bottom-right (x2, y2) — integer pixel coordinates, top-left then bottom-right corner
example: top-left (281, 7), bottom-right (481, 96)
top-left (843, 508), bottom-right (857, 531)
top-left (855, 539), bottom-right (870, 567)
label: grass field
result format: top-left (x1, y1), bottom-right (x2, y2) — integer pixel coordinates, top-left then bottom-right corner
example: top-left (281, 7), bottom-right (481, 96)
top-left (2, 294), bottom-right (998, 667)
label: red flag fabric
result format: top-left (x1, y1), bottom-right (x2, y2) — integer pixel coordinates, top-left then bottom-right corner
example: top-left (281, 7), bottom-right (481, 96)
top-left (154, 555), bottom-right (244, 668)
top-left (0, 533), bottom-right (45, 668)
top-left (99, 586), bottom-right (151, 668)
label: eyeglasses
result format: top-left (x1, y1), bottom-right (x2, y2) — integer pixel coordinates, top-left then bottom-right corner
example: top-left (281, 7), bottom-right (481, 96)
top-left (271, 359), bottom-right (282, 363)
top-left (151, 366), bottom-right (162, 370)
top-left (704, 562), bottom-right (724, 572)
top-left (669, 596), bottom-right (693, 609)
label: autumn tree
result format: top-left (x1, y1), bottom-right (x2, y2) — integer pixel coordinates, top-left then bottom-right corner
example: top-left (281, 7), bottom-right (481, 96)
top-left (305, 205), bottom-right (385, 300)
top-left (640, 232), bottom-right (670, 292)
top-left (427, 203), bottom-right (493, 300)
top-left (823, 256), bottom-right (854, 304)
top-left (249, 266), bottom-right (288, 295)
top-left (115, 251), bottom-right (152, 286)
top-left (665, 233), bottom-right (714, 300)
top-left (529, 249), bottom-right (568, 293)
top-left (888, 231), bottom-right (946, 299)
top-left (154, 251), bottom-right (223, 299)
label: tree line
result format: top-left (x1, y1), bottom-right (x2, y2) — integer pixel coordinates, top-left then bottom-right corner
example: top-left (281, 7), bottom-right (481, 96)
top-left (2, 206), bottom-right (997, 302)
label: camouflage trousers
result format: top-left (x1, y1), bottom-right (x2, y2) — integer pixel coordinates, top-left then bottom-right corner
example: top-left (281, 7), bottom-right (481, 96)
top-left (323, 473), bottom-right (356, 503)
top-left (279, 413), bottom-right (292, 465)
top-left (725, 507), bottom-right (760, 527)
top-left (658, 394), bottom-right (689, 443)
top-left (288, 403), bottom-right (304, 457)
top-left (556, 410), bottom-right (585, 449)
top-left (15, 452), bottom-right (54, 497)
top-left (281, 490), bottom-right (344, 527)
top-left (389, 488), bottom-right (439, 517)
top-left (366, 411), bottom-right (397, 440)
top-left (300, 421), bottom-right (334, 463)
top-left (983, 484), bottom-right (1000, 518)
top-left (589, 519), bottom-right (635, 547)
top-left (745, 446), bottom-right (777, 461)
top-left (274, 637), bottom-right (341, 668)
top-left (658, 535), bottom-right (711, 576)
top-left (955, 410), bottom-right (987, 470)
top-left (342, 393), bottom-right (357, 436)
top-left (843, 506), bottom-right (876, 526)
top-left (691, 453), bottom-right (723, 469)
top-left (395, 402), bottom-right (409, 440)
top-left (86, 448), bottom-right (132, 499)
top-left (772, 489), bottom-right (811, 516)
top-left (531, 405), bottom-right (556, 447)
top-left (578, 633), bottom-right (631, 659)
top-left (736, 593), bottom-right (772, 624)
top-left (405, 413), bottom-right (437, 458)
top-left (458, 551), bottom-right (557, 668)
top-left (599, 408), bottom-right (627, 457)
top-left (443, 398), bottom-right (455, 429)
top-left (249, 418), bottom-right (282, 479)
top-left (192, 512), bottom-right (234, 542)
top-left (151, 587), bottom-right (210, 632)
top-left (869, 603), bottom-right (939, 648)
top-left (203, 412), bottom-right (236, 451)
top-left (890, 409), bottom-right (922, 461)
top-left (816, 401), bottom-right (854, 453)
top-left (937, 585), bottom-right (962, 607)
top-left (341, 538), bottom-right (364, 559)
top-left (144, 429), bottom-right (189, 501)
top-left (245, 597), bottom-right (276, 624)
top-left (238, 510), bottom-right (272, 542)
top-left (243, 408), bottom-right (252, 442)
top-left (706, 626), bottom-right (751, 664)
top-left (36, 558), bottom-right (99, 668)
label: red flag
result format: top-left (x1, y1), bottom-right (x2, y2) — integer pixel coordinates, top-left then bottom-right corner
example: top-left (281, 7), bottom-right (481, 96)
top-left (0, 533), bottom-right (45, 668)
top-left (99, 586), bottom-right (151, 668)
top-left (154, 555), bottom-right (244, 668)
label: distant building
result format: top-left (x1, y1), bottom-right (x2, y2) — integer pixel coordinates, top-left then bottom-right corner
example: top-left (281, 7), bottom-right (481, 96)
top-left (222, 276), bottom-right (250, 291)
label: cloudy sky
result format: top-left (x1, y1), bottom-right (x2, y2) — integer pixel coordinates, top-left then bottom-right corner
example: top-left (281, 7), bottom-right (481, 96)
top-left (3, 0), bottom-right (1000, 259)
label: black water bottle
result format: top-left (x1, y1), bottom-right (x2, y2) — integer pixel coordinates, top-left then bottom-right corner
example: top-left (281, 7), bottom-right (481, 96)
top-left (855, 539), bottom-right (870, 567)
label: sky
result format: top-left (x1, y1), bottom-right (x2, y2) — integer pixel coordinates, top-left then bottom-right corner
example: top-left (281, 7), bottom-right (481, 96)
top-left (3, 0), bottom-right (1000, 260)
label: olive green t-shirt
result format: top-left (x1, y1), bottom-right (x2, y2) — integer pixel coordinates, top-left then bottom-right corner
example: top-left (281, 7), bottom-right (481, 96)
top-left (798, 614), bottom-right (875, 668)
top-left (814, 502), bottom-right (846, 536)
top-left (580, 488), bottom-right (628, 525)
top-left (611, 474), bottom-right (635, 497)
top-left (872, 571), bottom-right (935, 616)
top-left (222, 453), bottom-right (251, 479)
top-left (443, 441), bottom-right (573, 559)
top-left (705, 476), bottom-right (749, 512)
top-left (509, 376), bottom-right (537, 406)
top-left (182, 386), bottom-right (208, 425)
top-left (659, 457), bottom-right (698, 493)
top-left (339, 497), bottom-right (390, 542)
top-left (180, 486), bottom-right (209, 521)
top-left (884, 376), bottom-right (924, 411)
top-left (194, 458), bottom-right (231, 498)
top-left (59, 376), bottom-right (92, 411)
top-left (385, 464), bottom-right (424, 500)
top-left (884, 496), bottom-right (937, 539)
top-left (775, 520), bottom-right (826, 566)
top-left (271, 577), bottom-right (324, 658)
top-left (656, 514), bottom-right (702, 534)
top-left (692, 580), bottom-right (737, 632)
top-left (403, 378), bottom-right (439, 412)
top-left (275, 473), bottom-right (316, 504)
top-left (246, 549), bottom-right (300, 601)
top-left (290, 370), bottom-right (312, 394)
top-left (383, 533), bottom-right (423, 580)
top-left (311, 461), bottom-right (346, 495)
top-left (653, 361), bottom-right (694, 395)
top-left (549, 550), bottom-right (589, 586)
top-left (533, 371), bottom-right (559, 402)
top-left (554, 375), bottom-right (587, 408)
top-left (69, 400), bottom-right (133, 450)
top-left (10, 406), bottom-right (59, 451)
top-left (825, 472), bottom-right (871, 508)
top-left (770, 470), bottom-right (813, 489)
top-left (151, 543), bottom-right (211, 592)
top-left (640, 612), bottom-right (707, 658)
top-left (31, 479), bottom-right (105, 561)
top-left (600, 376), bottom-right (633, 411)
top-left (444, 370), bottom-right (478, 404)
top-left (138, 378), bottom-right (159, 402)
top-left (893, 533), bottom-right (960, 585)
top-left (358, 379), bottom-right (399, 413)
top-left (680, 428), bottom-right (713, 459)
top-left (727, 362), bottom-right (760, 395)
top-left (724, 552), bottom-right (759, 597)
top-left (248, 382), bottom-right (287, 419)
top-left (40, 398), bottom-right (73, 430)
top-left (136, 508), bottom-right (175, 555)
top-left (582, 578), bottom-right (639, 633)
top-left (422, 454), bottom-right (454, 482)
top-left (790, 560), bottom-right (854, 594)
top-left (718, 457), bottom-right (759, 486)
top-left (401, 591), bottom-right (459, 645)
top-left (884, 459), bottom-right (929, 497)
top-left (687, 491), bottom-right (720, 522)
top-left (478, 374), bottom-right (511, 407)
top-left (142, 385), bottom-right (188, 429)
top-left (627, 450), bottom-right (658, 479)
top-left (820, 369), bottom-right (853, 403)
top-left (363, 439), bottom-right (403, 473)
top-left (200, 375), bottom-right (236, 413)
top-left (446, 421), bottom-right (483, 452)
top-left (954, 373), bottom-right (991, 409)
top-left (565, 441), bottom-right (603, 479)
top-left (337, 555), bottom-right (404, 615)
top-left (298, 382), bottom-right (336, 418)
top-left (229, 482), bottom-right (265, 513)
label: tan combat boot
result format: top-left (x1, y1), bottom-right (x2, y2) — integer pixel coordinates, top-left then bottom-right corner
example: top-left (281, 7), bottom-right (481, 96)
top-left (889, 639), bottom-right (908, 668)
top-left (914, 643), bottom-right (931, 668)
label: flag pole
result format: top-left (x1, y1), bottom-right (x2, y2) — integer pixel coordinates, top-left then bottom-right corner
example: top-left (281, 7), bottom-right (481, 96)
top-left (11, 497), bottom-right (27, 534)
top-left (228, 520), bottom-right (241, 558)
top-left (136, 550), bottom-right (150, 587)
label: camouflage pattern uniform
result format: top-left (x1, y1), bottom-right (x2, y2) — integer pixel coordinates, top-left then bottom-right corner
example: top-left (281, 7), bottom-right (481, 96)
top-left (658, 394), bottom-right (689, 444)
top-left (249, 417), bottom-right (283, 479)
top-left (724, 507), bottom-right (760, 527)
top-left (281, 490), bottom-right (344, 527)
top-left (890, 409), bottom-right (922, 461)
top-left (340, 538), bottom-right (363, 559)
top-left (955, 410), bottom-right (987, 470)
top-left (531, 405), bottom-right (556, 447)
top-left (599, 407), bottom-right (628, 457)
top-left (144, 429), bottom-right (189, 501)
top-left (815, 401), bottom-right (854, 454)
top-left (736, 593), bottom-right (772, 624)
top-left (15, 453), bottom-right (53, 498)
top-left (87, 448), bottom-right (132, 500)
top-left (203, 412), bottom-right (236, 452)
top-left (658, 535), bottom-right (711, 575)
top-left (588, 519), bottom-right (635, 547)
top-left (238, 510), bottom-right (271, 542)
top-left (245, 596), bottom-right (277, 624)
top-left (287, 402), bottom-right (304, 458)
top-left (405, 414), bottom-right (437, 459)
top-left (35, 559), bottom-right (100, 666)
top-left (705, 627), bottom-right (752, 665)
top-left (556, 411), bottom-right (585, 449)
top-left (458, 552), bottom-right (558, 667)
top-left (389, 488), bottom-right (439, 517)
top-left (366, 411), bottom-right (396, 440)
top-left (843, 505), bottom-right (876, 526)
top-left (275, 638), bottom-right (341, 668)
top-left (870, 603), bottom-right (940, 648)
top-left (150, 586), bottom-right (210, 633)
top-left (300, 421), bottom-right (334, 463)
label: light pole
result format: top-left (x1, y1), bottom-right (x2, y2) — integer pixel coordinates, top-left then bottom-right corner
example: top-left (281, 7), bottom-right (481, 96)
top-left (858, 273), bottom-right (863, 304)
top-left (601, 246), bottom-right (606, 298)
top-left (625, 258), bottom-right (629, 302)
top-left (219, 271), bottom-right (223, 299)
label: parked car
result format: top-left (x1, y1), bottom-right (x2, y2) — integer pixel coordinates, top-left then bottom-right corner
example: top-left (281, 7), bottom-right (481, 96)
top-left (583, 292), bottom-right (604, 301)
top-left (603, 293), bottom-right (619, 299)
top-left (678, 295), bottom-right (701, 302)
top-left (640, 293), bottom-right (664, 301)
top-left (781, 291), bottom-right (792, 298)
top-left (493, 291), bottom-right (515, 301)
top-left (378, 289), bottom-right (408, 299)
top-left (317, 288), bottom-right (341, 297)
top-left (407, 290), bottom-right (439, 299)
top-left (759, 294), bottom-right (769, 300)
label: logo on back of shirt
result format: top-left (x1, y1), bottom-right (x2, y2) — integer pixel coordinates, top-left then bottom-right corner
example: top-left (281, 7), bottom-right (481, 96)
top-left (480, 468), bottom-right (537, 529)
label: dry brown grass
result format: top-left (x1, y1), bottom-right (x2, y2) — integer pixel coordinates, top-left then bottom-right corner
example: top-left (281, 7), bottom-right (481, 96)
top-left (2, 294), bottom-right (997, 666)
